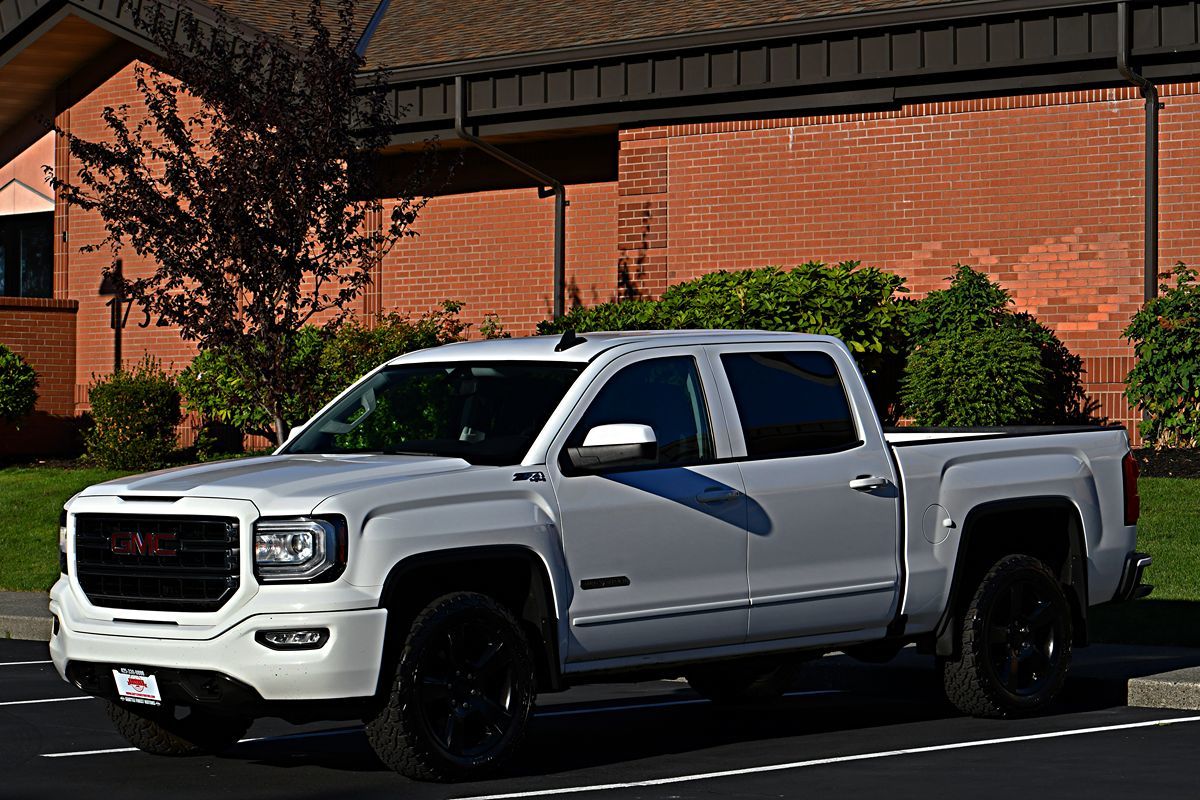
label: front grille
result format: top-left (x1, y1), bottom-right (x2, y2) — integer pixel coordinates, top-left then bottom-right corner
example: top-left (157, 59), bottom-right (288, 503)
top-left (74, 515), bottom-right (240, 612)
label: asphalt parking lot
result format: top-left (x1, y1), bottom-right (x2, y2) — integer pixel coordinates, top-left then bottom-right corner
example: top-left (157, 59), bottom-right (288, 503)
top-left (4, 637), bottom-right (1200, 800)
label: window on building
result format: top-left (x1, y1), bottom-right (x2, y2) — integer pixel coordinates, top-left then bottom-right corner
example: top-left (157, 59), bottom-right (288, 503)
top-left (0, 212), bottom-right (53, 298)
top-left (721, 351), bottom-right (858, 457)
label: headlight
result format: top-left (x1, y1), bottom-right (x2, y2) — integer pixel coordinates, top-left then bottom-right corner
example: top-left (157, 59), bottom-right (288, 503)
top-left (59, 509), bottom-right (69, 575)
top-left (254, 517), bottom-right (346, 583)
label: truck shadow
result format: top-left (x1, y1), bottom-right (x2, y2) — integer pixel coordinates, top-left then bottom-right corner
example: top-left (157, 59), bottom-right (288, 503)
top-left (228, 643), bottom-right (1200, 781)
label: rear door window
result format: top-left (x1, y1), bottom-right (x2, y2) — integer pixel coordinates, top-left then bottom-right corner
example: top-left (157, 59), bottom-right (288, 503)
top-left (720, 351), bottom-right (858, 457)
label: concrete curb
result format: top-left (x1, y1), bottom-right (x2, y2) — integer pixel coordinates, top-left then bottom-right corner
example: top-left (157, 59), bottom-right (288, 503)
top-left (0, 592), bottom-right (52, 642)
top-left (0, 614), bottom-right (52, 641)
top-left (1128, 668), bottom-right (1200, 710)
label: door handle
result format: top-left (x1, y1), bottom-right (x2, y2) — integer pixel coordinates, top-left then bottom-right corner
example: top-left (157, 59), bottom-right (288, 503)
top-left (849, 475), bottom-right (890, 492)
top-left (696, 488), bottom-right (742, 504)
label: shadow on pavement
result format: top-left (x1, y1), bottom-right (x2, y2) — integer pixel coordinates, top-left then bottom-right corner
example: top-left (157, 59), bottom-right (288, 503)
top-left (220, 642), bottom-right (1200, 783)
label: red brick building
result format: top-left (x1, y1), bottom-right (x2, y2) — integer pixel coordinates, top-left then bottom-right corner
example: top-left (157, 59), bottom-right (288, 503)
top-left (2, 0), bottom-right (1196, 453)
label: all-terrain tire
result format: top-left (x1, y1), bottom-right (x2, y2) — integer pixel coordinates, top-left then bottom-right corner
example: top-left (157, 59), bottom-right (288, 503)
top-left (105, 701), bottom-right (250, 756)
top-left (685, 658), bottom-right (800, 704)
top-left (365, 592), bottom-right (536, 782)
top-left (940, 554), bottom-right (1073, 718)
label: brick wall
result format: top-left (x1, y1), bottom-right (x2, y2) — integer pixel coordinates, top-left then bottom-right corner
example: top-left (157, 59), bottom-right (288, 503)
top-left (50, 60), bottom-right (1200, 442)
top-left (380, 182), bottom-right (619, 333)
top-left (615, 84), bottom-right (1200, 433)
top-left (65, 63), bottom-right (201, 414)
top-left (0, 297), bottom-right (78, 456)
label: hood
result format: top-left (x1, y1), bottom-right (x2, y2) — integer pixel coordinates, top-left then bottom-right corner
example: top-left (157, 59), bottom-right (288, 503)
top-left (81, 454), bottom-right (480, 513)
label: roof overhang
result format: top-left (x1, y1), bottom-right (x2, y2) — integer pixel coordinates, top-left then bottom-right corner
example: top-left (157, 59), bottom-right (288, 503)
top-left (0, 0), bottom-right (267, 164)
top-left (371, 0), bottom-right (1200, 147)
top-left (6, 0), bottom-right (1200, 161)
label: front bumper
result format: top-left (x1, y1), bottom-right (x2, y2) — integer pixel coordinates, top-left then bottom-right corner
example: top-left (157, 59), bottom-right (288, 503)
top-left (50, 599), bottom-right (388, 704)
top-left (1113, 551), bottom-right (1154, 601)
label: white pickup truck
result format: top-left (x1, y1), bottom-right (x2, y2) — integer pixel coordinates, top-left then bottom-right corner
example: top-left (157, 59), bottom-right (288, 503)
top-left (51, 330), bottom-right (1151, 781)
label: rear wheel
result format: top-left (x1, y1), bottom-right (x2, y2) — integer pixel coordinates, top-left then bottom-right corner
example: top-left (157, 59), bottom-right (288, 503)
top-left (105, 701), bottom-right (250, 756)
top-left (685, 658), bottom-right (800, 704)
top-left (940, 554), bottom-right (1072, 717)
top-left (366, 592), bottom-right (536, 782)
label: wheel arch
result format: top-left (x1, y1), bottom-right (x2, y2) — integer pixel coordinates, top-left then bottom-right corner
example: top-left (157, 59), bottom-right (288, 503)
top-left (376, 545), bottom-right (563, 692)
top-left (933, 496), bottom-right (1088, 657)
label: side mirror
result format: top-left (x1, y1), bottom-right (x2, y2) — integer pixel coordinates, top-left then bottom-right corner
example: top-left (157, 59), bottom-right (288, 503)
top-left (567, 423), bottom-right (657, 471)
top-left (286, 425), bottom-right (306, 443)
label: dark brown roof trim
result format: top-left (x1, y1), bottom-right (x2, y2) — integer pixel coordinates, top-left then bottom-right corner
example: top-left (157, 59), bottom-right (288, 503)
top-left (363, 0), bottom-right (1111, 82)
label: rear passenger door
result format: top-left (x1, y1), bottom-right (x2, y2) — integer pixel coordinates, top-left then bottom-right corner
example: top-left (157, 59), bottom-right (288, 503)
top-left (709, 343), bottom-right (902, 643)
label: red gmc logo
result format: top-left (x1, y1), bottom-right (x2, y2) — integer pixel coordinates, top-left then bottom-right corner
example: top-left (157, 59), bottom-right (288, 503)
top-left (111, 532), bottom-right (178, 557)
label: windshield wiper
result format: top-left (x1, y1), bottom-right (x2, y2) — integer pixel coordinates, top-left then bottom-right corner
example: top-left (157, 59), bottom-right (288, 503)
top-left (381, 449), bottom-right (441, 456)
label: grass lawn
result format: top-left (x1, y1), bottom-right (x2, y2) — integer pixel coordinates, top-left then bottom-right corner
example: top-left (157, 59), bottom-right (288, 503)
top-left (1090, 477), bottom-right (1200, 647)
top-left (1, 467), bottom-right (1198, 647)
top-left (0, 467), bottom-right (131, 593)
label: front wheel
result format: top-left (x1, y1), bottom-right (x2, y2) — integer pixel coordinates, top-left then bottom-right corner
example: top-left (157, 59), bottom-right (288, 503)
top-left (366, 592), bottom-right (536, 782)
top-left (940, 554), bottom-right (1073, 718)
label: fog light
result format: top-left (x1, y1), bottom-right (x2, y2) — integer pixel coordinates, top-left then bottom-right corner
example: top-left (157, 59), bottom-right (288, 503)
top-left (255, 628), bottom-right (329, 650)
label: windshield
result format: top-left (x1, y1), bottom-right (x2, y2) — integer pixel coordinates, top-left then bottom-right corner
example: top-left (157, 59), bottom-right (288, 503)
top-left (285, 361), bottom-right (585, 465)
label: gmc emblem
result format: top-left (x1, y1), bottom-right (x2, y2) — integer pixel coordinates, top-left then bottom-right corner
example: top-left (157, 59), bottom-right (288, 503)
top-left (111, 531), bottom-right (177, 557)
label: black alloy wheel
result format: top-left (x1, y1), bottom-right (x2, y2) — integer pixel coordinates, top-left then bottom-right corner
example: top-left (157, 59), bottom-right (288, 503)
top-left (982, 574), bottom-right (1064, 698)
top-left (415, 615), bottom-right (522, 759)
top-left (366, 592), bottom-right (536, 781)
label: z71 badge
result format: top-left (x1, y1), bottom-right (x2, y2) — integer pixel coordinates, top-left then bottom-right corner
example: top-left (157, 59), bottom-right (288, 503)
top-left (512, 471), bottom-right (546, 482)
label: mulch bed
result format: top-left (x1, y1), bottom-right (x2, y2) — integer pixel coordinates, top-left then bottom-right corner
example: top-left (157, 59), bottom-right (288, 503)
top-left (1134, 448), bottom-right (1200, 479)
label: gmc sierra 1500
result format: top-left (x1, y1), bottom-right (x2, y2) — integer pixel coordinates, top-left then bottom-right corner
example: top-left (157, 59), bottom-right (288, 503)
top-left (50, 330), bottom-right (1151, 781)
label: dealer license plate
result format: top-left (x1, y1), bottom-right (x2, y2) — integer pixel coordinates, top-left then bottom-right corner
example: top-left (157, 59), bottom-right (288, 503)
top-left (112, 668), bottom-right (163, 706)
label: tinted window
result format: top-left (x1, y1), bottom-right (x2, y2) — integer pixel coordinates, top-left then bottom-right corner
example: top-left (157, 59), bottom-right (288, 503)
top-left (571, 356), bottom-right (712, 467)
top-left (286, 362), bottom-right (583, 465)
top-left (0, 212), bottom-right (53, 298)
top-left (721, 351), bottom-right (857, 457)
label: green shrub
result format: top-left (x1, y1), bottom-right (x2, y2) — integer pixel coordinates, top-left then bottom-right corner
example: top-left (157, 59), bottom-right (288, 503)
top-left (901, 327), bottom-right (1048, 426)
top-left (904, 265), bottom-right (1095, 425)
top-left (1125, 263), bottom-right (1200, 447)
top-left (538, 264), bottom-right (911, 422)
top-left (539, 298), bottom-right (660, 336)
top-left (0, 344), bottom-right (38, 424)
top-left (178, 326), bottom-right (329, 442)
top-left (316, 301), bottom-right (468, 401)
top-left (85, 357), bottom-right (182, 470)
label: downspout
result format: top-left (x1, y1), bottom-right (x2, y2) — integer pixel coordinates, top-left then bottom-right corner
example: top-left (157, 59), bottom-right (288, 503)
top-left (1117, 1), bottom-right (1162, 302)
top-left (454, 75), bottom-right (567, 319)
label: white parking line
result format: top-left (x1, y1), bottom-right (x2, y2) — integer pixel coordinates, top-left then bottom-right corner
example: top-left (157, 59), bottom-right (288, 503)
top-left (455, 714), bottom-right (1200, 800)
top-left (0, 660), bottom-right (52, 666)
top-left (0, 696), bottom-right (93, 707)
top-left (41, 727), bottom-right (362, 758)
top-left (42, 746), bottom-right (137, 758)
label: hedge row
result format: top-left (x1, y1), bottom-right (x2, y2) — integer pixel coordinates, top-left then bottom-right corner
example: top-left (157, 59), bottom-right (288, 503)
top-left (70, 260), bottom-right (1200, 471)
top-left (541, 263), bottom-right (1097, 428)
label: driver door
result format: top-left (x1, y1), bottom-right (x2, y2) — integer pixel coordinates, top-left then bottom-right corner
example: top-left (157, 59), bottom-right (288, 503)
top-left (548, 349), bottom-right (750, 664)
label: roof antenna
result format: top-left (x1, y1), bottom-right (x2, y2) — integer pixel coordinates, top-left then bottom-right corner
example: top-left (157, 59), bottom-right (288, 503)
top-left (554, 329), bottom-right (587, 352)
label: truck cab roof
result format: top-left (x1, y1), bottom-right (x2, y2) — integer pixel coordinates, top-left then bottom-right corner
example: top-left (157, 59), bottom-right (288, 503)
top-left (389, 329), bottom-right (839, 365)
